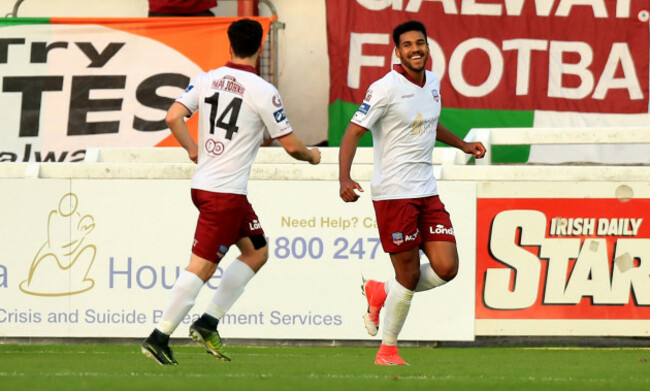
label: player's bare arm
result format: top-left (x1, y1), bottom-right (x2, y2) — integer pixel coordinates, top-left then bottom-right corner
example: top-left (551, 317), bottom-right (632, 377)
top-left (435, 122), bottom-right (486, 159)
top-left (338, 122), bottom-right (367, 202)
top-left (166, 102), bottom-right (199, 163)
top-left (277, 133), bottom-right (321, 164)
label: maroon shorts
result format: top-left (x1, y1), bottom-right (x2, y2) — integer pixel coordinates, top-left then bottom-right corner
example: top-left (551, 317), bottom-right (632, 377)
top-left (372, 195), bottom-right (455, 253)
top-left (191, 189), bottom-right (264, 263)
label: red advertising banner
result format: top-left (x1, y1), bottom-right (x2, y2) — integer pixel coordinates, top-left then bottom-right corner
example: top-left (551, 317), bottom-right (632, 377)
top-left (327, 0), bottom-right (650, 113)
top-left (477, 197), bottom-right (650, 321)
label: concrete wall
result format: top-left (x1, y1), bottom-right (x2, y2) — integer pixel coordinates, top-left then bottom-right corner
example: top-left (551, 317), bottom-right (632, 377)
top-left (255, 0), bottom-right (330, 146)
top-left (0, 0), bottom-right (330, 145)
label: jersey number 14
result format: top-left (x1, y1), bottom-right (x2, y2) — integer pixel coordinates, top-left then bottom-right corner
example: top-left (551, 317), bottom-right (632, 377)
top-left (204, 92), bottom-right (242, 140)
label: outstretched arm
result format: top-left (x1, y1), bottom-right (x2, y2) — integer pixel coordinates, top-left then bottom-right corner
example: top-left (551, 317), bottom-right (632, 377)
top-left (277, 133), bottom-right (321, 164)
top-left (436, 122), bottom-right (486, 159)
top-left (338, 122), bottom-right (367, 202)
top-left (166, 102), bottom-right (198, 163)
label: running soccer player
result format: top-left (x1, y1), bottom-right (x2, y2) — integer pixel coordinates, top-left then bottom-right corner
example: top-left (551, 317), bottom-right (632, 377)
top-left (141, 19), bottom-right (321, 366)
top-left (338, 20), bottom-right (485, 365)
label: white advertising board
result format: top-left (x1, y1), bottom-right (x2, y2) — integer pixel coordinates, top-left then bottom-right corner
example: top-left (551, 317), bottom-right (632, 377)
top-left (0, 178), bottom-right (475, 341)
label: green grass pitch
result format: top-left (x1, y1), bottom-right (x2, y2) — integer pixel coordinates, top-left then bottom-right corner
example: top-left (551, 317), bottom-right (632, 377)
top-left (0, 344), bottom-right (648, 390)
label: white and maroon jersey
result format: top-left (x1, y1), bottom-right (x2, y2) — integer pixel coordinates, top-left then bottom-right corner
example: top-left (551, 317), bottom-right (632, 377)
top-left (176, 62), bottom-right (293, 194)
top-left (351, 66), bottom-right (442, 200)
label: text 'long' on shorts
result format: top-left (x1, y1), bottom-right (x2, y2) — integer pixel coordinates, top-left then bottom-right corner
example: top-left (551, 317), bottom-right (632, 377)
top-left (190, 189), bottom-right (264, 263)
top-left (373, 195), bottom-right (456, 254)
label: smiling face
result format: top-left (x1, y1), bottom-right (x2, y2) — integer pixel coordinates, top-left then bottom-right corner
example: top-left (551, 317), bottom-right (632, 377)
top-left (394, 30), bottom-right (429, 74)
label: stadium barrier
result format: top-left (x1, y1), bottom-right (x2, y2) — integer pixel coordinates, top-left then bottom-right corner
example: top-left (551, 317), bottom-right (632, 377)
top-left (4, 157), bottom-right (650, 186)
top-left (1, 143), bottom-right (649, 340)
top-left (81, 126), bottom-right (650, 168)
top-left (465, 127), bottom-right (650, 165)
top-left (83, 145), bottom-right (468, 165)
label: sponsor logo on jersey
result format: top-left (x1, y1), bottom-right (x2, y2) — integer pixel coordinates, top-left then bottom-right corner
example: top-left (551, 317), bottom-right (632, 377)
top-left (205, 139), bottom-right (225, 156)
top-left (217, 245), bottom-right (229, 258)
top-left (213, 75), bottom-right (245, 96)
top-left (273, 108), bottom-right (287, 123)
top-left (185, 85), bottom-right (194, 92)
top-left (357, 102), bottom-right (370, 115)
top-left (431, 89), bottom-right (439, 102)
top-left (401, 93), bottom-right (415, 99)
top-left (411, 114), bottom-right (438, 136)
top-left (272, 94), bottom-right (283, 107)
top-left (410, 113), bottom-right (423, 136)
top-left (392, 232), bottom-right (404, 246)
top-left (430, 224), bottom-right (454, 236)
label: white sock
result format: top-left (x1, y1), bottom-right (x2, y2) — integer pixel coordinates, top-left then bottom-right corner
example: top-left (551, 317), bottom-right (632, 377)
top-left (381, 281), bottom-right (414, 346)
top-left (156, 270), bottom-right (204, 335)
top-left (384, 264), bottom-right (447, 295)
top-left (384, 279), bottom-right (392, 295)
top-left (205, 259), bottom-right (255, 320)
top-left (415, 264), bottom-right (447, 292)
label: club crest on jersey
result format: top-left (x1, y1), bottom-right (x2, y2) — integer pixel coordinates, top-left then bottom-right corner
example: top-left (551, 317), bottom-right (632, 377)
top-left (431, 89), bottom-right (439, 102)
top-left (217, 245), bottom-right (229, 258)
top-left (273, 108), bottom-right (286, 123)
top-left (213, 75), bottom-right (245, 96)
top-left (392, 232), bottom-right (404, 246)
top-left (272, 94), bottom-right (283, 107)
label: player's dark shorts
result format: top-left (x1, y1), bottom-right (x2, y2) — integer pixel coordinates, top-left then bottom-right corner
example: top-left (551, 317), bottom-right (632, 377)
top-left (372, 195), bottom-right (456, 254)
top-left (191, 189), bottom-right (265, 263)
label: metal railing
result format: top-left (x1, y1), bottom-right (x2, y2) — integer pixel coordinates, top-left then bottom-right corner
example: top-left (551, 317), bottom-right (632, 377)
top-left (5, 0), bottom-right (25, 17)
top-left (258, 0), bottom-right (284, 86)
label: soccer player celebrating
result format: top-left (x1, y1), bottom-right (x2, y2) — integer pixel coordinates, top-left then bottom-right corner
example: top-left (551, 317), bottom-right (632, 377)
top-left (338, 20), bottom-right (485, 365)
top-left (142, 19), bottom-right (320, 365)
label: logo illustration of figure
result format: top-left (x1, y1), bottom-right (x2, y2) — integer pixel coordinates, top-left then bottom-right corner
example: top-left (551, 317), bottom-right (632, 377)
top-left (19, 193), bottom-right (97, 296)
